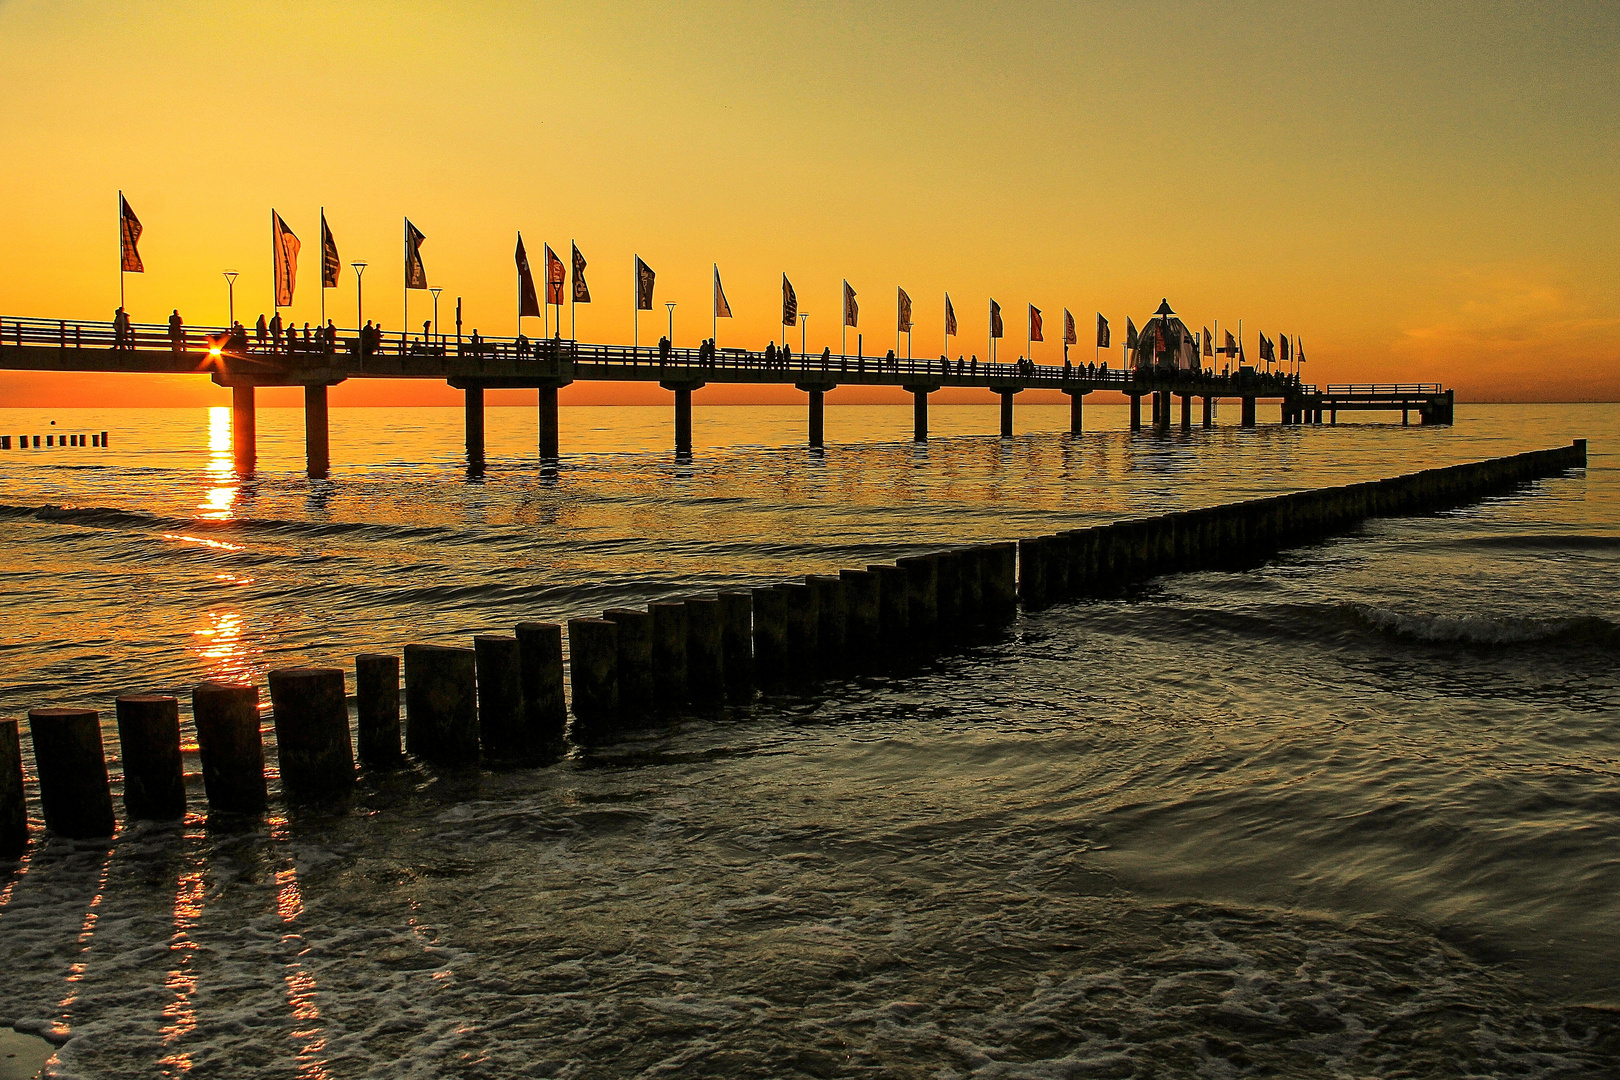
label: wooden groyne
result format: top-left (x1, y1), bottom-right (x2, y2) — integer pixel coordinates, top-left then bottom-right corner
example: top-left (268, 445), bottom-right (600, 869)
top-left (0, 440), bottom-right (1588, 852)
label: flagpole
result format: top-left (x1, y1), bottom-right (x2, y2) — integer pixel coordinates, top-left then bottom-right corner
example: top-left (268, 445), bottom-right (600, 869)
top-left (319, 208), bottom-right (326, 332)
top-left (569, 240), bottom-right (575, 342)
top-left (632, 256), bottom-right (638, 353)
top-left (117, 190), bottom-right (124, 313)
top-left (402, 218), bottom-right (409, 354)
top-left (712, 265), bottom-right (717, 347)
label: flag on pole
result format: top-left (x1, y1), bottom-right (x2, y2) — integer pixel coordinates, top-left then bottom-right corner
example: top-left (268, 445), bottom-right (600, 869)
top-left (321, 213), bottom-right (340, 288)
top-left (782, 274), bottom-right (798, 327)
top-left (1225, 329), bottom-right (1237, 357)
top-left (1029, 304), bottom-right (1043, 342)
top-left (945, 294), bottom-right (957, 337)
top-left (119, 194), bottom-right (143, 273)
top-left (272, 211), bottom-right (300, 307)
top-left (1125, 317), bottom-right (1138, 350)
top-left (516, 234), bottom-right (542, 318)
top-left (714, 265), bottom-right (732, 318)
top-left (1203, 326), bottom-right (1214, 357)
top-left (545, 245), bottom-right (565, 306)
top-left (571, 242), bottom-right (590, 303)
top-left (1280, 334), bottom-right (1291, 362)
top-left (635, 256), bottom-right (655, 311)
top-left (843, 280), bottom-right (858, 327)
top-left (897, 288), bottom-right (912, 332)
top-left (1096, 313), bottom-right (1110, 348)
top-left (1063, 309), bottom-right (1077, 346)
top-left (1297, 337), bottom-right (1305, 364)
top-left (989, 300), bottom-right (1003, 339)
top-left (404, 219), bottom-right (427, 289)
top-left (1154, 322), bottom-right (1166, 354)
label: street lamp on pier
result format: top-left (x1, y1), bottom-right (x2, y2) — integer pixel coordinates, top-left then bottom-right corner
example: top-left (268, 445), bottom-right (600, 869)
top-left (351, 262), bottom-right (368, 329)
top-left (666, 302), bottom-right (677, 345)
top-left (799, 312), bottom-right (809, 356)
top-left (222, 270), bottom-right (239, 326)
top-left (430, 287), bottom-right (443, 347)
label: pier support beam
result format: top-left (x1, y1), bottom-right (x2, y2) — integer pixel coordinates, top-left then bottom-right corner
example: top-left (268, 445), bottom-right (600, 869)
top-left (1130, 394), bottom-right (1142, 431)
top-left (1156, 391), bottom-right (1172, 431)
top-left (998, 389), bottom-right (1017, 437)
top-left (538, 384), bottom-right (560, 459)
top-left (905, 385), bottom-right (935, 442)
top-left (1241, 396), bottom-right (1257, 427)
top-left (796, 383), bottom-right (833, 449)
top-left (464, 385), bottom-right (485, 473)
top-left (660, 380), bottom-right (704, 455)
top-left (1064, 389), bottom-right (1088, 434)
top-left (1203, 396), bottom-right (1214, 427)
top-left (304, 383), bottom-right (330, 479)
top-left (231, 384), bottom-right (256, 473)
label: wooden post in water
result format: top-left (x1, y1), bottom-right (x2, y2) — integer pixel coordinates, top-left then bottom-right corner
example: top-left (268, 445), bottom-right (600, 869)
top-left (516, 622), bottom-right (567, 739)
top-left (1241, 396), bottom-right (1257, 427)
top-left (1130, 394), bottom-right (1142, 431)
top-left (931, 551), bottom-right (962, 634)
top-left (778, 581), bottom-right (819, 679)
top-left (115, 695), bottom-right (185, 820)
top-left (806, 575), bottom-right (847, 673)
top-left (603, 608), bottom-right (655, 715)
top-left (868, 564), bottom-right (910, 648)
top-left (897, 555), bottom-right (939, 641)
top-left (267, 668), bottom-right (355, 801)
top-left (649, 601), bottom-right (690, 706)
top-left (908, 386), bottom-right (931, 442)
top-left (473, 636), bottom-right (528, 758)
top-left (718, 592), bottom-right (754, 694)
top-left (192, 682), bottom-right (267, 815)
top-left (403, 645), bottom-right (480, 764)
top-left (803, 387), bottom-right (825, 449)
top-left (1065, 389), bottom-right (1086, 435)
top-left (355, 654), bottom-right (402, 765)
top-left (999, 390), bottom-right (1015, 437)
top-left (750, 587), bottom-right (789, 684)
top-left (684, 597), bottom-right (726, 703)
top-left (1203, 396), bottom-right (1214, 427)
top-left (0, 718), bottom-right (28, 858)
top-left (566, 618), bottom-right (619, 726)
top-left (28, 708), bottom-right (116, 839)
top-left (1017, 537), bottom-right (1047, 609)
top-left (839, 569), bottom-right (879, 659)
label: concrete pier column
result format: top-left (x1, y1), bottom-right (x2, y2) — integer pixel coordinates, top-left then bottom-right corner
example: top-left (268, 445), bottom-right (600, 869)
top-left (807, 388), bottom-right (825, 449)
top-left (114, 695), bottom-right (185, 820)
top-left (718, 592), bottom-right (754, 693)
top-left (1130, 394), bottom-right (1142, 431)
top-left (602, 608), bottom-right (654, 715)
top-left (29, 708), bottom-right (115, 839)
top-left (897, 555), bottom-right (938, 641)
top-left (751, 587), bottom-right (789, 683)
top-left (674, 388), bottom-right (693, 452)
top-left (516, 622), bottom-right (567, 739)
top-left (567, 618), bottom-right (619, 727)
top-left (999, 390), bottom-right (1015, 437)
top-left (1330, 408), bottom-right (1337, 425)
top-left (464, 385), bottom-right (485, 473)
top-left (779, 582), bottom-right (819, 678)
top-left (1402, 408), bottom-right (1410, 425)
top-left (403, 644), bottom-right (480, 764)
top-left (304, 383), bottom-right (330, 479)
top-left (1203, 396), bottom-right (1214, 427)
top-left (473, 636), bottom-right (528, 758)
top-left (1241, 396), bottom-right (1257, 427)
top-left (267, 668), bottom-right (356, 800)
top-left (806, 575), bottom-right (847, 670)
top-left (355, 654), bottom-right (402, 765)
top-left (839, 569), bottom-right (880, 658)
top-left (192, 681), bottom-right (267, 815)
top-left (0, 718), bottom-right (25, 858)
top-left (684, 597), bottom-right (726, 703)
top-left (538, 385), bottom-right (560, 459)
top-left (868, 564), bottom-right (910, 647)
top-left (908, 386), bottom-right (932, 441)
top-left (650, 601), bottom-right (690, 705)
top-left (1180, 393), bottom-right (1192, 431)
top-left (1065, 389), bottom-right (1087, 434)
top-left (232, 384), bottom-right (256, 473)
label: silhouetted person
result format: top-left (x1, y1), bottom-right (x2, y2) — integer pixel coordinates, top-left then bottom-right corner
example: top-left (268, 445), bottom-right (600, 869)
top-left (765, 341), bottom-right (776, 368)
top-left (325, 320), bottom-right (337, 352)
top-left (254, 314), bottom-right (267, 349)
top-left (168, 309), bottom-right (184, 351)
top-left (113, 306), bottom-right (131, 349)
top-left (659, 335), bottom-right (671, 364)
top-left (269, 311), bottom-right (284, 351)
top-left (470, 329), bottom-right (482, 355)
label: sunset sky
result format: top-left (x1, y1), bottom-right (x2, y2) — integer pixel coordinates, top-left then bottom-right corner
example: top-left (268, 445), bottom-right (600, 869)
top-left (0, 0), bottom-right (1614, 407)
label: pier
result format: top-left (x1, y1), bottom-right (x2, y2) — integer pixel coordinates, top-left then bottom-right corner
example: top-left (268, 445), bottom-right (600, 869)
top-left (0, 314), bottom-right (1453, 477)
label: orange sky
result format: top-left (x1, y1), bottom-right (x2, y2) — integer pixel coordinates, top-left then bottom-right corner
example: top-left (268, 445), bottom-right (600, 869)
top-left (0, 1), bottom-right (1615, 407)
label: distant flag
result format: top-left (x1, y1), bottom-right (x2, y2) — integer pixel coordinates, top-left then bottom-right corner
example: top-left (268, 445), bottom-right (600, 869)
top-left (635, 256), bottom-right (656, 311)
top-left (843, 280), bottom-right (858, 327)
top-left (1063, 309), bottom-right (1077, 346)
top-left (1238, 337), bottom-right (1246, 364)
top-left (897, 287), bottom-right (913, 333)
top-left (321, 212), bottom-right (340, 289)
top-left (404, 218), bottom-right (428, 289)
top-left (989, 299), bottom-right (1003, 339)
top-left (272, 211), bottom-right (300, 308)
top-left (945, 293), bottom-right (957, 337)
top-left (1280, 334), bottom-right (1291, 362)
top-left (1125, 317), bottom-right (1138, 350)
top-left (1029, 304), bottom-right (1043, 342)
top-left (1096, 313), bottom-right (1110, 348)
top-left (119, 193), bottom-right (143, 273)
top-left (571, 242), bottom-right (590, 303)
top-left (1225, 329), bottom-right (1237, 358)
top-left (516, 234), bottom-right (542, 318)
top-left (782, 274), bottom-right (798, 327)
top-left (1154, 322), bottom-right (1165, 354)
top-left (714, 265), bottom-right (732, 318)
top-left (1203, 326), bottom-right (1214, 357)
top-left (1297, 337), bottom-right (1305, 364)
top-left (545, 245), bottom-right (566, 306)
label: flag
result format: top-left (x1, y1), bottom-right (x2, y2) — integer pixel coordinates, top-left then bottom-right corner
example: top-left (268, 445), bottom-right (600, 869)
top-left (843, 280), bottom-right (858, 328)
top-left (545, 245), bottom-right (565, 306)
top-left (782, 274), bottom-right (798, 327)
top-left (119, 194), bottom-right (143, 273)
top-left (321, 212), bottom-right (340, 288)
top-left (1225, 329), bottom-right (1237, 358)
top-left (404, 218), bottom-right (427, 289)
top-left (571, 242), bottom-right (590, 303)
top-left (1203, 326), bottom-right (1214, 357)
top-left (989, 299), bottom-right (1003, 339)
top-left (635, 256), bottom-right (656, 311)
top-left (714, 265), bottom-right (732, 318)
top-left (1063, 309), bottom-right (1077, 346)
top-left (1280, 334), bottom-right (1291, 362)
top-left (1154, 322), bottom-right (1165, 354)
top-left (1259, 334), bottom-right (1274, 362)
top-left (1125, 317), bottom-right (1137, 349)
top-left (516, 234), bottom-right (541, 318)
top-left (897, 287), bottom-right (912, 333)
top-left (272, 211), bottom-right (300, 308)
top-left (945, 294), bottom-right (957, 337)
top-left (1096, 313), bottom-right (1110, 348)
top-left (1029, 304), bottom-right (1043, 342)
top-left (1297, 337), bottom-right (1305, 364)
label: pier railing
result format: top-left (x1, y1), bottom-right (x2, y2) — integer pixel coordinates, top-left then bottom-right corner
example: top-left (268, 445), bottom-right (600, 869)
top-left (1322, 383), bottom-right (1443, 395)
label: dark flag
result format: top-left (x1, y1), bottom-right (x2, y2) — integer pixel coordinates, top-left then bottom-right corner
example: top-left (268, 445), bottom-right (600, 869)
top-left (272, 211), bottom-right (300, 308)
top-left (1297, 337), bottom-right (1305, 364)
top-left (516, 234), bottom-right (542, 318)
top-left (897, 287), bottom-right (912, 332)
top-left (1225, 329), bottom-right (1237, 358)
top-left (404, 218), bottom-right (427, 289)
top-left (635, 256), bottom-right (656, 311)
top-left (1029, 304), bottom-right (1043, 342)
top-left (1063, 309), bottom-right (1077, 346)
top-left (571, 242), bottom-right (590, 303)
top-left (321, 212), bottom-right (340, 288)
top-left (119, 193), bottom-right (143, 273)
top-left (1155, 323), bottom-right (1166, 354)
top-left (945, 294), bottom-right (957, 337)
top-left (782, 274), bottom-right (798, 327)
top-left (1096, 313), bottom-right (1110, 348)
top-left (1280, 334), bottom-right (1291, 362)
top-left (1125, 317), bottom-right (1138, 349)
top-left (1203, 326), bottom-right (1214, 357)
top-left (843, 280), bottom-right (858, 328)
top-left (989, 299), bottom-right (1003, 339)
top-left (545, 245), bottom-right (566, 306)
top-left (714, 265), bottom-right (732, 318)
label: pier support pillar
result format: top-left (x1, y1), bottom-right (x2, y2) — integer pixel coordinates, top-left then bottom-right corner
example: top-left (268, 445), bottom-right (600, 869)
top-left (906, 386), bottom-right (934, 442)
top-left (464, 385), bottom-right (485, 473)
top-left (231, 384), bottom-right (256, 473)
top-left (1241, 396), bottom-right (1257, 427)
top-left (1064, 389), bottom-right (1088, 434)
top-left (1203, 396), bottom-right (1214, 427)
top-left (1402, 408), bottom-right (1409, 426)
top-left (1130, 394), bottom-right (1142, 431)
top-left (538, 385), bottom-right (560, 459)
top-left (304, 383), bottom-right (330, 479)
top-left (1180, 393), bottom-right (1192, 431)
top-left (1156, 391), bottom-right (1172, 431)
top-left (660, 380), bottom-right (704, 455)
top-left (999, 390), bottom-right (1016, 437)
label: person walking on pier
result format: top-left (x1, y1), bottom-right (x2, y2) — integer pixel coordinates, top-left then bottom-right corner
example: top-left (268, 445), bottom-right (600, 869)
top-left (324, 320), bottom-right (337, 353)
top-left (168, 309), bottom-right (185, 352)
top-left (254, 314), bottom-right (267, 350)
top-left (270, 312), bottom-right (284, 352)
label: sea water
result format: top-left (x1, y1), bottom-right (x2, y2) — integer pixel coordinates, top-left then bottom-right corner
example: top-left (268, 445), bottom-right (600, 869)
top-left (0, 402), bottom-right (1615, 1078)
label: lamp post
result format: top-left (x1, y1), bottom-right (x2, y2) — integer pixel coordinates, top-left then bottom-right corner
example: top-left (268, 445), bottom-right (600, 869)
top-left (666, 301), bottom-right (677, 345)
top-left (351, 262), bottom-right (368, 328)
top-left (223, 270), bottom-right (238, 326)
top-left (430, 286), bottom-right (442, 347)
top-left (799, 312), bottom-right (809, 356)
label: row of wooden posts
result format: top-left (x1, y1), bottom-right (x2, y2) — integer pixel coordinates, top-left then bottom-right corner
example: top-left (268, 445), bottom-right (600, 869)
top-left (2, 432), bottom-right (107, 449)
top-left (0, 440), bottom-right (1587, 857)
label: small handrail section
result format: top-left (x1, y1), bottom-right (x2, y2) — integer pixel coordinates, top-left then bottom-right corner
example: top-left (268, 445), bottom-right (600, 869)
top-left (1321, 383), bottom-right (1444, 396)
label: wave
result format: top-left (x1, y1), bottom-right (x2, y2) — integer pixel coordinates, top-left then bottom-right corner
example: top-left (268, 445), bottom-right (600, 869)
top-left (1344, 603), bottom-right (1620, 650)
top-left (1448, 533), bottom-right (1620, 551)
top-left (0, 501), bottom-right (461, 543)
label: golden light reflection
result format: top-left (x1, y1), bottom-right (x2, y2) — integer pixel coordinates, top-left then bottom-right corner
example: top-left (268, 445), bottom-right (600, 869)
top-left (163, 533), bottom-right (244, 552)
top-left (55, 859), bottom-right (111, 1041)
top-left (158, 869), bottom-right (206, 1074)
top-left (273, 857), bottom-right (333, 1080)
top-left (198, 406), bottom-right (238, 520)
top-left (190, 609), bottom-right (258, 686)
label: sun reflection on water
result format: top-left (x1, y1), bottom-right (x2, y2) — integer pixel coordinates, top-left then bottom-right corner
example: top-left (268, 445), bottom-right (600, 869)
top-left (158, 868), bottom-right (206, 1075)
top-left (198, 406), bottom-right (237, 520)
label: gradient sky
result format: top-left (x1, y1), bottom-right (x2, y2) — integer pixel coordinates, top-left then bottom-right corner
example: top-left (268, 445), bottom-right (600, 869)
top-left (0, 0), bottom-right (1615, 408)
